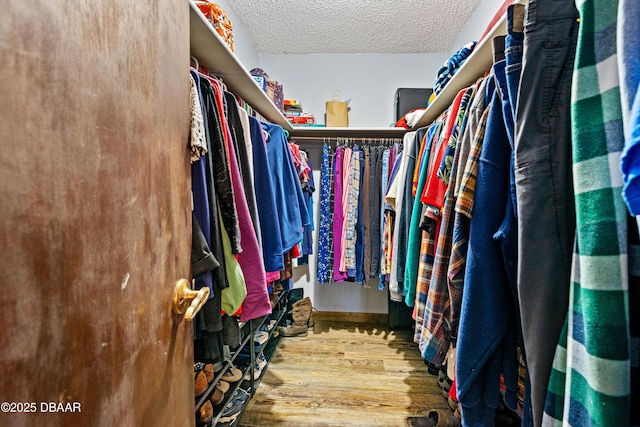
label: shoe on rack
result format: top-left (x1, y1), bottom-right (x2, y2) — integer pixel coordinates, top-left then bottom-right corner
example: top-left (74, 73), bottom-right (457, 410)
top-left (216, 380), bottom-right (230, 394)
top-left (272, 282), bottom-right (284, 297)
top-left (256, 352), bottom-right (267, 371)
top-left (203, 363), bottom-right (215, 384)
top-left (221, 365), bottom-right (243, 383)
top-left (209, 386), bottom-right (224, 406)
top-left (243, 360), bottom-right (262, 381)
top-left (197, 400), bottom-right (214, 424)
top-left (218, 388), bottom-right (250, 424)
top-left (254, 330), bottom-right (269, 346)
top-left (195, 370), bottom-right (208, 397)
top-left (260, 319), bottom-right (277, 332)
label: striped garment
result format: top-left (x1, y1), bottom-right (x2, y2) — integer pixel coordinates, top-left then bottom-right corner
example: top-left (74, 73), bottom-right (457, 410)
top-left (542, 1), bottom-right (631, 425)
top-left (414, 226), bottom-right (436, 344)
top-left (345, 147), bottom-right (362, 275)
top-left (339, 147), bottom-right (353, 273)
top-left (420, 86), bottom-right (476, 366)
top-left (448, 78), bottom-right (491, 342)
top-left (332, 147), bottom-right (347, 282)
top-left (629, 234), bottom-right (639, 427)
top-left (413, 122), bottom-right (445, 342)
top-left (379, 149), bottom-right (391, 285)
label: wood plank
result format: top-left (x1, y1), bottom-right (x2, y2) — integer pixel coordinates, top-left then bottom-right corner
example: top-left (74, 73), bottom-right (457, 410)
top-left (239, 319), bottom-right (455, 426)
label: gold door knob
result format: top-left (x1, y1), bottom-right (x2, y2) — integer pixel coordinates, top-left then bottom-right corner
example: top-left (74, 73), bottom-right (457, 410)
top-left (172, 279), bottom-right (210, 321)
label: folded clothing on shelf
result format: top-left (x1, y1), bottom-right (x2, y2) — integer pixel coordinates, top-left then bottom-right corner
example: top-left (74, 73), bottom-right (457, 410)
top-left (250, 68), bottom-right (284, 112)
top-left (433, 41), bottom-right (477, 95)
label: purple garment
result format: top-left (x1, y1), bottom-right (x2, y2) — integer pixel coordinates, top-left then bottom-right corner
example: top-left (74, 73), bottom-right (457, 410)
top-left (332, 147), bottom-right (348, 282)
top-left (223, 119), bottom-right (271, 321)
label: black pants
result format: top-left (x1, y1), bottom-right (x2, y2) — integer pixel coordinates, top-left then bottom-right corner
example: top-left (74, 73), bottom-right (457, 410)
top-left (514, 0), bottom-right (579, 425)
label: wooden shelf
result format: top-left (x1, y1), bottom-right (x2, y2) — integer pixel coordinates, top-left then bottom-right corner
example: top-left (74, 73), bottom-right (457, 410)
top-left (189, 2), bottom-right (294, 132)
top-left (410, 7), bottom-right (511, 129)
top-left (189, 2), bottom-right (409, 140)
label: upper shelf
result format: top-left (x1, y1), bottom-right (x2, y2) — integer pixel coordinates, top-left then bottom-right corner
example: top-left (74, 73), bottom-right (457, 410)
top-left (189, 2), bottom-right (294, 132)
top-left (409, 6), bottom-right (511, 129)
top-left (189, 2), bottom-right (408, 139)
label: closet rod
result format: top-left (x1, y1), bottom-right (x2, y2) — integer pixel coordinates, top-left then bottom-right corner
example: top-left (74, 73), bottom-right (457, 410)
top-left (290, 136), bottom-right (404, 143)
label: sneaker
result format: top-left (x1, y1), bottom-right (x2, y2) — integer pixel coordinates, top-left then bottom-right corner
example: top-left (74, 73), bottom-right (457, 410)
top-left (261, 319), bottom-right (277, 332)
top-left (254, 331), bottom-right (269, 345)
top-left (256, 352), bottom-right (267, 371)
top-left (243, 360), bottom-right (262, 381)
top-left (218, 388), bottom-right (250, 424)
top-left (221, 365), bottom-right (243, 383)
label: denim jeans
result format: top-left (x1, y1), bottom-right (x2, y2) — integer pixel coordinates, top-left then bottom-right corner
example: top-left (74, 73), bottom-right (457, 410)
top-left (514, 0), bottom-right (579, 425)
top-left (502, 4), bottom-right (534, 426)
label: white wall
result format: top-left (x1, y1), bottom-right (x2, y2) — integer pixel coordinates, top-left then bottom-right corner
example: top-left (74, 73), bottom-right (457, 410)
top-left (212, 0), bottom-right (260, 69)
top-left (448, 0), bottom-right (511, 56)
top-left (259, 53), bottom-right (448, 127)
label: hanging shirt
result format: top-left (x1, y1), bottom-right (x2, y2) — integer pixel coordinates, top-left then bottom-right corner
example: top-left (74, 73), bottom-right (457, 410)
top-left (317, 144), bottom-right (333, 283)
top-left (248, 116), bottom-right (284, 273)
top-left (202, 78), bottom-right (241, 255)
top-left (388, 134), bottom-right (414, 296)
top-left (345, 146), bottom-right (362, 276)
top-left (332, 147), bottom-right (348, 282)
top-left (404, 124), bottom-right (438, 307)
top-left (339, 147), bottom-right (353, 273)
top-left (261, 121), bottom-right (310, 253)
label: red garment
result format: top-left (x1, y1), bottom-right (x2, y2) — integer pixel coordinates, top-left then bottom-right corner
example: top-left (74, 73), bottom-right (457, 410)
top-left (478, 0), bottom-right (516, 44)
top-left (290, 244), bottom-right (301, 258)
top-left (420, 89), bottom-right (467, 209)
top-left (450, 378), bottom-right (458, 401)
top-left (395, 109), bottom-right (422, 128)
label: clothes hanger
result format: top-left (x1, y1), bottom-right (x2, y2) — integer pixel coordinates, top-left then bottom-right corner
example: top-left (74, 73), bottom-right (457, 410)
top-left (190, 56), bottom-right (200, 70)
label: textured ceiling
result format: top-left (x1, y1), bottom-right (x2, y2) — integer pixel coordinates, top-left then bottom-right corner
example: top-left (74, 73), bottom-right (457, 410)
top-left (223, 0), bottom-right (482, 54)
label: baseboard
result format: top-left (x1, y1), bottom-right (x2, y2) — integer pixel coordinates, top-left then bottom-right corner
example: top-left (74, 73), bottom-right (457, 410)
top-left (313, 311), bottom-right (388, 324)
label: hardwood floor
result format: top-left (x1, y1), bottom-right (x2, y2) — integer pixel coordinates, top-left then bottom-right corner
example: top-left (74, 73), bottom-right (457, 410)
top-left (238, 318), bottom-right (452, 427)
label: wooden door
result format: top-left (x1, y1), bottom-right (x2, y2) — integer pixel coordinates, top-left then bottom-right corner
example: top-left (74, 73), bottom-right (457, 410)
top-left (0, 1), bottom-right (193, 426)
